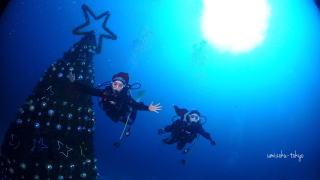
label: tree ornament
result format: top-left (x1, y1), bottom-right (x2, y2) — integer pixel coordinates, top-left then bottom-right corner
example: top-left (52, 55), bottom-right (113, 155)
top-left (20, 162), bottom-right (26, 169)
top-left (48, 109), bottom-right (55, 116)
top-left (57, 72), bottom-right (64, 78)
top-left (29, 105), bottom-right (35, 112)
top-left (41, 102), bottom-right (47, 108)
top-left (18, 108), bottom-right (24, 114)
top-left (78, 75), bottom-right (84, 80)
top-left (77, 107), bottom-right (82, 112)
top-left (34, 122), bottom-right (40, 128)
top-left (9, 167), bottom-right (14, 174)
top-left (80, 172), bottom-right (87, 178)
top-left (47, 164), bottom-right (53, 170)
top-left (67, 113), bottom-right (73, 120)
top-left (34, 174), bottom-right (40, 180)
top-left (56, 124), bottom-right (62, 130)
top-left (16, 119), bottom-right (23, 124)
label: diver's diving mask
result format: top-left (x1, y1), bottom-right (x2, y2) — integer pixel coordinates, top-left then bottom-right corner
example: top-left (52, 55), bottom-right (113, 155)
top-left (188, 113), bottom-right (200, 123)
top-left (112, 80), bottom-right (125, 92)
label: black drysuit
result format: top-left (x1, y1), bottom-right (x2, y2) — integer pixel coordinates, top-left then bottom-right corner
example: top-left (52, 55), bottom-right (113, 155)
top-left (163, 105), bottom-right (213, 150)
top-left (72, 82), bottom-right (149, 125)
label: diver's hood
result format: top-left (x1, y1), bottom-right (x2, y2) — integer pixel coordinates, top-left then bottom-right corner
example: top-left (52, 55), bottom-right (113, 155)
top-left (189, 110), bottom-right (200, 116)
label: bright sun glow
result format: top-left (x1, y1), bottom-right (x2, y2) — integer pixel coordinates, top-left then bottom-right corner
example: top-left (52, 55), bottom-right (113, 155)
top-left (201, 0), bottom-right (271, 54)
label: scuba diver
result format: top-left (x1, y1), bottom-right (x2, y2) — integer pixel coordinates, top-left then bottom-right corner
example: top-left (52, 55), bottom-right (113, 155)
top-left (158, 105), bottom-right (215, 153)
top-left (68, 72), bottom-right (162, 140)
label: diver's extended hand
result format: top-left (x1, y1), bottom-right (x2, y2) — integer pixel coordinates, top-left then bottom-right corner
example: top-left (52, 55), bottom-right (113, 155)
top-left (68, 72), bottom-right (76, 83)
top-left (149, 102), bottom-right (162, 113)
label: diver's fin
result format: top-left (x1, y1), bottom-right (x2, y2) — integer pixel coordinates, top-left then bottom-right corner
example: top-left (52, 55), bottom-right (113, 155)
top-left (113, 142), bottom-right (121, 148)
top-left (174, 105), bottom-right (188, 117)
top-left (181, 159), bottom-right (187, 165)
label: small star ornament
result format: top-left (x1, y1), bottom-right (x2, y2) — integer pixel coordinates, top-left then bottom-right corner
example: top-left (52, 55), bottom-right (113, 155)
top-left (57, 140), bottom-right (73, 158)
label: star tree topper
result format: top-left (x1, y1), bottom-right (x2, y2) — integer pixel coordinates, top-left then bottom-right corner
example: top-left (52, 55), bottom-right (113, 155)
top-left (73, 4), bottom-right (117, 53)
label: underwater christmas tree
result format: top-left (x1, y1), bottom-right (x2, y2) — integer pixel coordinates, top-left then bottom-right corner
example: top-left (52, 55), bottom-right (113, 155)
top-left (0, 4), bottom-right (116, 180)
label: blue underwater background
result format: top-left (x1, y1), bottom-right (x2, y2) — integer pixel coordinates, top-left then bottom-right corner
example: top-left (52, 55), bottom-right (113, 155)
top-left (1, 0), bottom-right (320, 179)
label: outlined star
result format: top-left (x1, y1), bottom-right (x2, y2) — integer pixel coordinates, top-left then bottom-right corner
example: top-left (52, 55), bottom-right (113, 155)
top-left (72, 4), bottom-right (117, 53)
top-left (57, 140), bottom-right (73, 158)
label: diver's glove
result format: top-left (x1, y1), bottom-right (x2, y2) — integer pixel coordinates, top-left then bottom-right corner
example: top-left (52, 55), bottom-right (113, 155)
top-left (158, 129), bottom-right (165, 135)
top-left (210, 140), bottom-right (216, 146)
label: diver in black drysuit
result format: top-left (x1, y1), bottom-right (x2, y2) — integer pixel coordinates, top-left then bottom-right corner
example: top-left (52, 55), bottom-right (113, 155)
top-left (159, 105), bottom-right (216, 150)
top-left (69, 72), bottom-right (161, 126)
